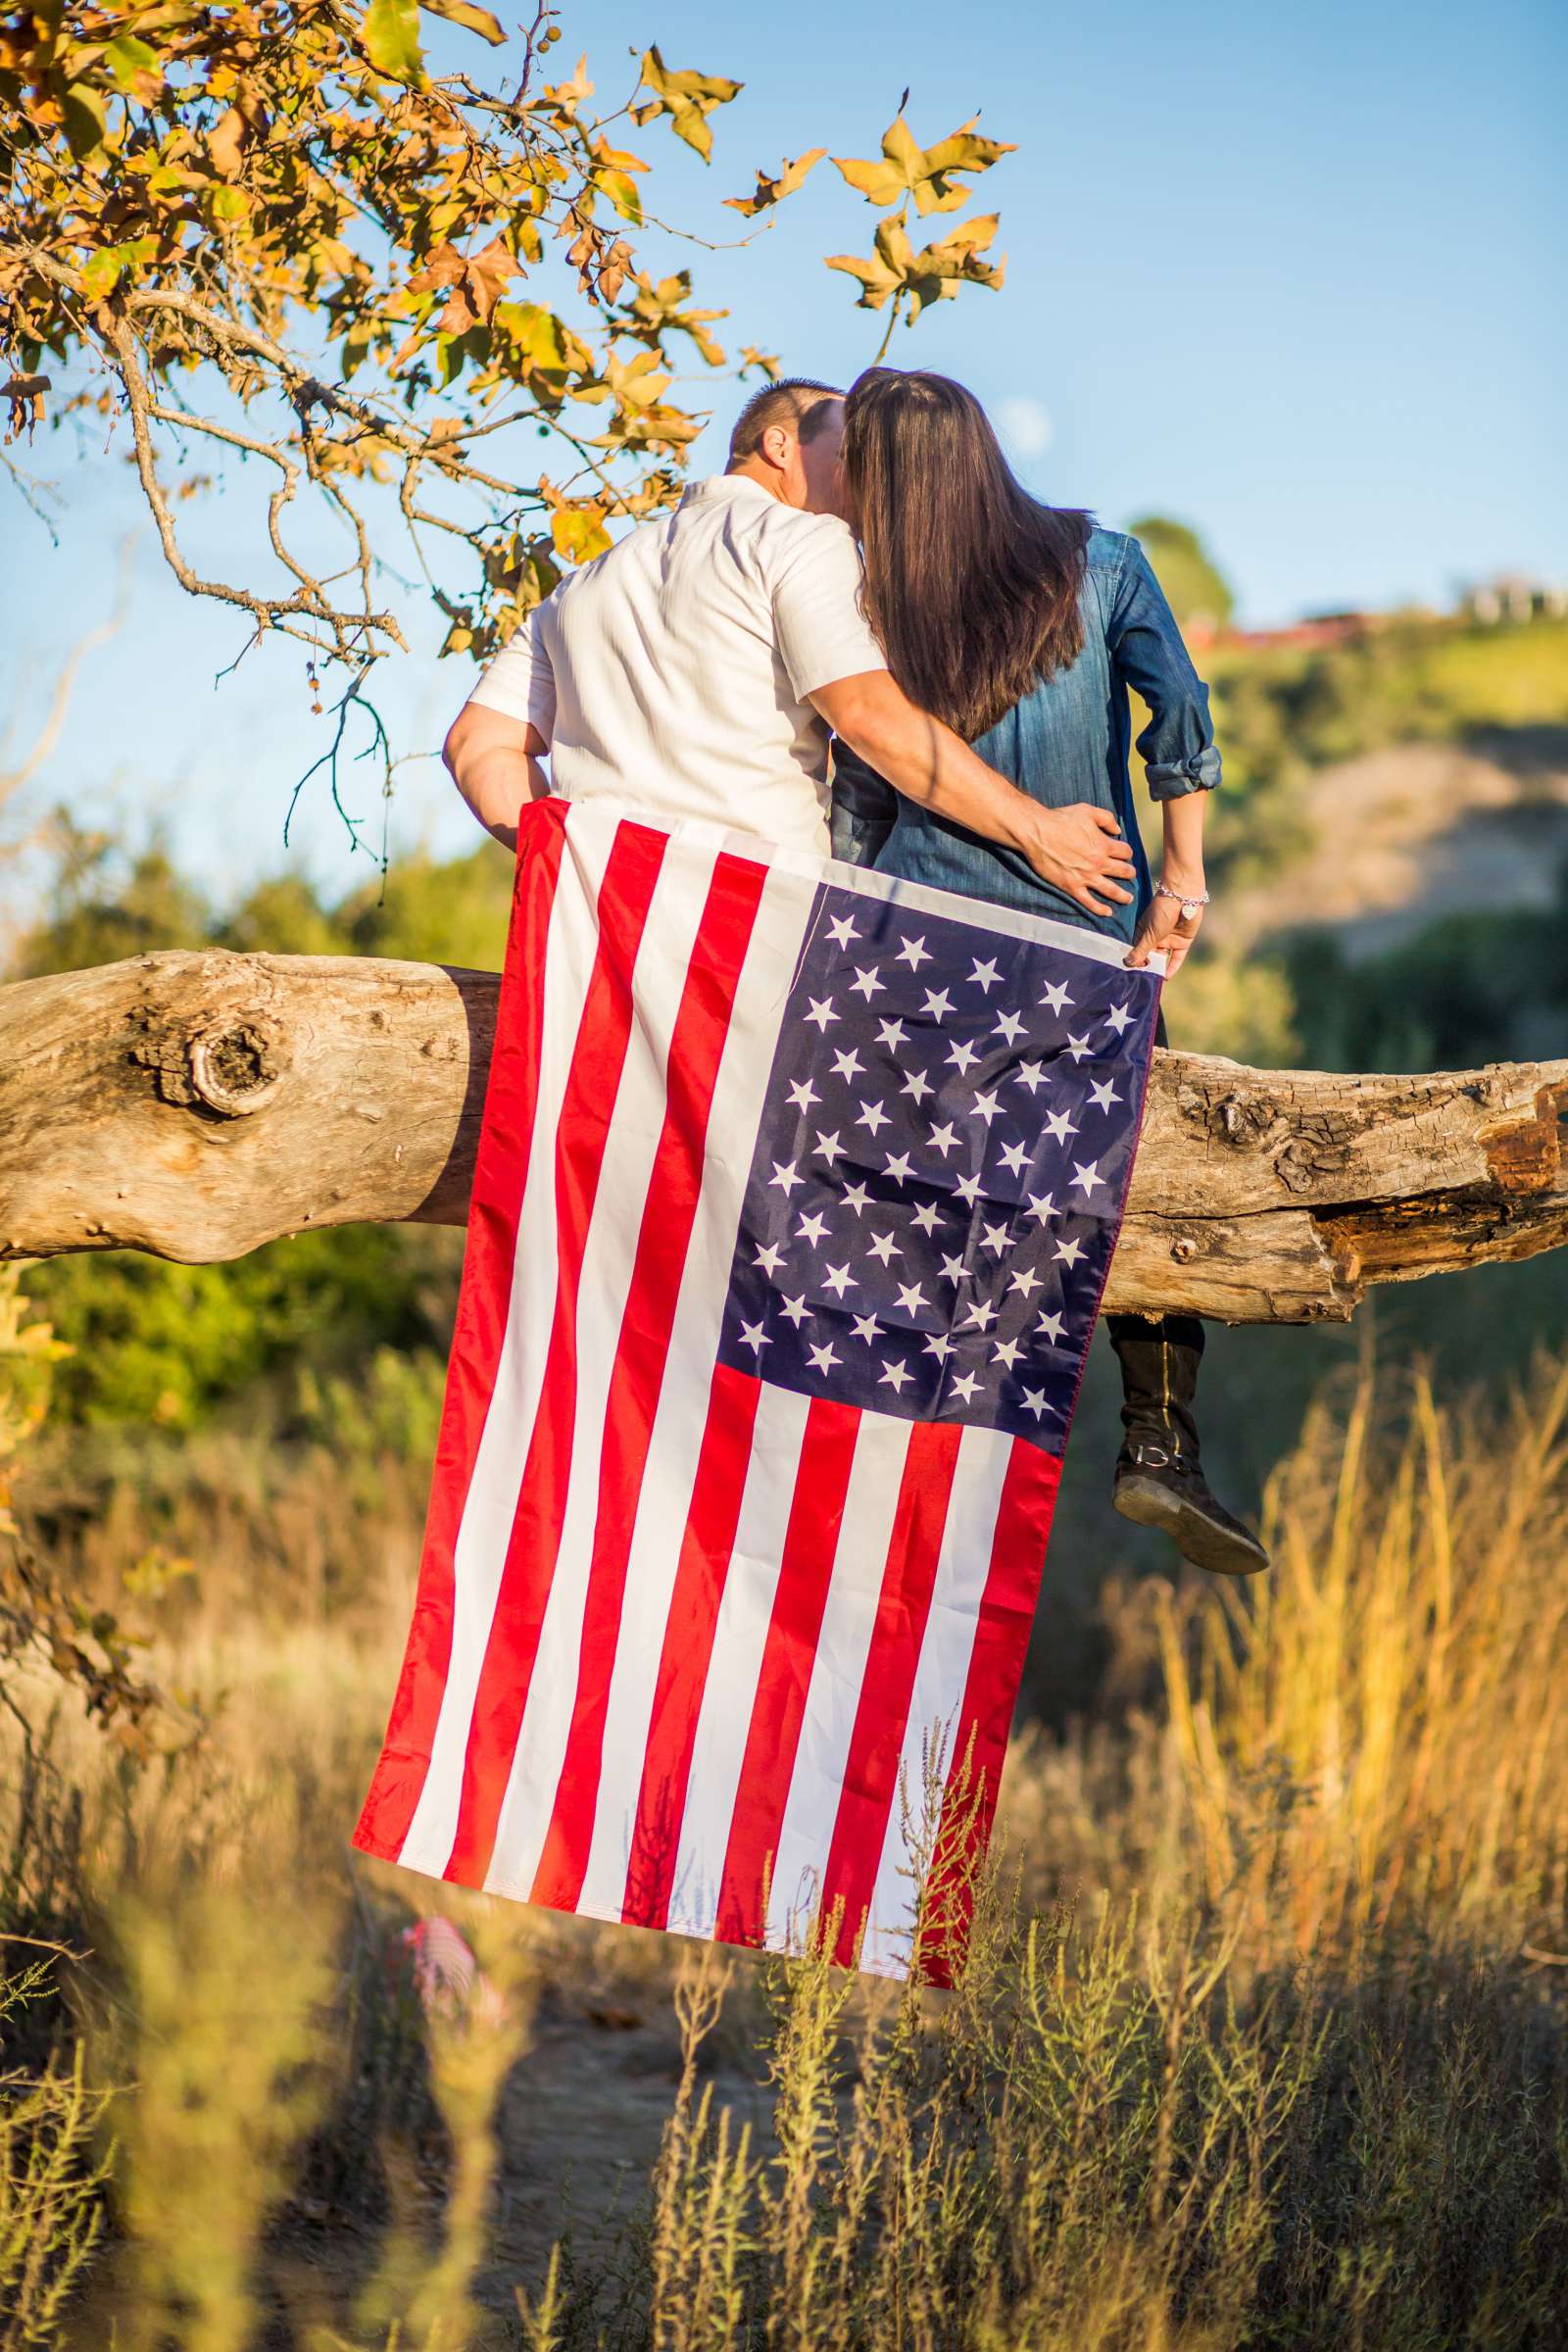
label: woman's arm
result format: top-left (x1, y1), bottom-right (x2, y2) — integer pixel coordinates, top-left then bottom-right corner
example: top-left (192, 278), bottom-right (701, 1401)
top-left (1110, 540), bottom-right (1223, 802)
top-left (1126, 790), bottom-right (1208, 975)
top-left (1111, 540), bottom-right (1220, 975)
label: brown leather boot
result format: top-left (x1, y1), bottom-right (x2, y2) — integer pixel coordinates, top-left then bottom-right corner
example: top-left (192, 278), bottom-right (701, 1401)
top-left (1105, 1316), bottom-right (1269, 1577)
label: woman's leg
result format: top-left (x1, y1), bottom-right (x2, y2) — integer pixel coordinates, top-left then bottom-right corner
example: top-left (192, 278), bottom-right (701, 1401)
top-left (1104, 1012), bottom-right (1268, 1576)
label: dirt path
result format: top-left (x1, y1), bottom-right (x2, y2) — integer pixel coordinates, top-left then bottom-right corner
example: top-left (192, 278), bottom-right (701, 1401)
top-left (1212, 729), bottom-right (1568, 959)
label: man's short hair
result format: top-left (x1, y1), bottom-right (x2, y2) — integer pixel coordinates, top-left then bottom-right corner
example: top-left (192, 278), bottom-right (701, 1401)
top-left (727, 376), bottom-right (843, 465)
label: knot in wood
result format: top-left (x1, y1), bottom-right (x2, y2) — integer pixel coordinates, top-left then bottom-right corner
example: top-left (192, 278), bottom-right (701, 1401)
top-left (187, 1021), bottom-right (286, 1118)
top-left (1170, 1235), bottom-right (1199, 1262)
top-left (1208, 1091), bottom-right (1273, 1151)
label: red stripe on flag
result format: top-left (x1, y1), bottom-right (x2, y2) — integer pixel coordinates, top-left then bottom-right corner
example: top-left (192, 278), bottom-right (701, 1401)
top-left (921, 1437), bottom-right (1059, 1985)
top-left (820, 1420), bottom-right (964, 1967)
top-left (352, 798), bottom-right (569, 1862)
top-left (713, 1399), bottom-right (862, 1950)
top-left (527, 855), bottom-right (769, 1913)
top-left (620, 1361), bottom-right (761, 1932)
top-left (440, 819), bottom-right (669, 1887)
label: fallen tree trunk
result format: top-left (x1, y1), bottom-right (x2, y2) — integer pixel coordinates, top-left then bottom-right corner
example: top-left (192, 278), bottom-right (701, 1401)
top-left (2, 950), bottom-right (1564, 1324)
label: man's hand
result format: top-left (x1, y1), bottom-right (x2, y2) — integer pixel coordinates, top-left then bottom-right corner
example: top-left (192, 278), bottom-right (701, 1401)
top-left (1012, 802), bottom-right (1138, 919)
top-left (443, 702), bottom-right (551, 852)
top-left (811, 671), bottom-right (1134, 918)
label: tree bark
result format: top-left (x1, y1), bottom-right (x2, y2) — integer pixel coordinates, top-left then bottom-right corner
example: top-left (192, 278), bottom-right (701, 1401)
top-left (3, 950), bottom-right (1564, 1324)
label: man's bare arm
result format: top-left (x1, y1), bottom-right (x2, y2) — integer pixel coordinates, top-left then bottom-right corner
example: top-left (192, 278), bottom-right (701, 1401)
top-left (810, 671), bottom-right (1136, 918)
top-left (443, 703), bottom-right (552, 854)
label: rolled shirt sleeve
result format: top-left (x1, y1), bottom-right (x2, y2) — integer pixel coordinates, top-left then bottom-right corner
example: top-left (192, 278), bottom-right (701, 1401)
top-left (1111, 542), bottom-right (1222, 800)
top-left (465, 597), bottom-right (560, 744)
top-left (769, 521), bottom-right (887, 702)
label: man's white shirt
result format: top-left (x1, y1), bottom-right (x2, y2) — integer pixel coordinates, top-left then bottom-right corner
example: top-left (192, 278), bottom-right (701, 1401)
top-left (465, 473), bottom-right (885, 855)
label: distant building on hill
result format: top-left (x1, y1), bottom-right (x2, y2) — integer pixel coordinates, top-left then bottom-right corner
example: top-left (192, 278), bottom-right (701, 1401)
top-left (1222, 612), bottom-right (1379, 652)
top-left (1462, 572), bottom-right (1568, 625)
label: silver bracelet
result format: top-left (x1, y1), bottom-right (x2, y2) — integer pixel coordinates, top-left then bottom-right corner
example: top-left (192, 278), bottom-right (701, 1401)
top-left (1154, 881), bottom-right (1210, 919)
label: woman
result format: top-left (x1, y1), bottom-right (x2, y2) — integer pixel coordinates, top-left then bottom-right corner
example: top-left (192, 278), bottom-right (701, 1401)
top-left (832, 366), bottom-right (1265, 1578)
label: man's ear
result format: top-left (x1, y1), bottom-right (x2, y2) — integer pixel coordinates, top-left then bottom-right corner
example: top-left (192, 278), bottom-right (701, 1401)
top-left (758, 421), bottom-right (794, 475)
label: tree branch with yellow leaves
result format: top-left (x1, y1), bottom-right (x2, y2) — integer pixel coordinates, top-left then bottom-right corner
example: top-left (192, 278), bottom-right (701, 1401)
top-left (0, 1), bottom-right (1016, 688)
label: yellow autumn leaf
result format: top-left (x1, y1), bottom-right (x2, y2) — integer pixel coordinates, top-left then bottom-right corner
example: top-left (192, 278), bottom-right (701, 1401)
top-left (824, 216), bottom-right (917, 313)
top-left (418, 0), bottom-right (506, 44)
top-left (631, 46), bottom-right (742, 164)
top-left (724, 148), bottom-right (826, 218)
top-left (551, 504), bottom-right (612, 564)
top-left (903, 213), bottom-right (1005, 318)
top-left (834, 113), bottom-right (1013, 217)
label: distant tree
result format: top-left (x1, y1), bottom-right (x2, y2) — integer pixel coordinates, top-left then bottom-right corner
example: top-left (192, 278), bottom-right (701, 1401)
top-left (17, 827), bottom-right (209, 977)
top-left (1127, 515), bottom-right (1234, 636)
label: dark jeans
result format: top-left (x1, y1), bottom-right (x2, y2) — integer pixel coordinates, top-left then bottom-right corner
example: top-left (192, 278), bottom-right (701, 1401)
top-left (1104, 1008), bottom-right (1204, 1364)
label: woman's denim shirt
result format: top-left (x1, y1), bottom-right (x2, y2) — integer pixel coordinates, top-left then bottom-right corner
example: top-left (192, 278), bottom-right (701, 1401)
top-left (830, 528), bottom-right (1219, 945)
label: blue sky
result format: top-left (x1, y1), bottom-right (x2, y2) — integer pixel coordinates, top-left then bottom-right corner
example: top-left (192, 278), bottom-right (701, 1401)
top-left (3, 0), bottom-right (1563, 908)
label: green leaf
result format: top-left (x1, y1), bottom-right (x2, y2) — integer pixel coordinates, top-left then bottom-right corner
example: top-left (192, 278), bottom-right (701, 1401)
top-left (363, 0), bottom-right (425, 84)
top-left (103, 33), bottom-right (161, 94)
top-left (61, 80), bottom-right (107, 161)
top-left (492, 302), bottom-right (571, 371)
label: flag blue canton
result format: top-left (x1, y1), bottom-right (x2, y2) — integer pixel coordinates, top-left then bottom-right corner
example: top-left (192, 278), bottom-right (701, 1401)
top-left (716, 882), bottom-right (1161, 1451)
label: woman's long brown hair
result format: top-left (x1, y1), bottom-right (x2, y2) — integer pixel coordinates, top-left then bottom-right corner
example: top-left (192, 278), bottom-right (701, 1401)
top-left (842, 368), bottom-right (1092, 743)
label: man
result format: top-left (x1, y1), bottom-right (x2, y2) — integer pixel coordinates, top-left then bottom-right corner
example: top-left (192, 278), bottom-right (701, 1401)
top-left (443, 378), bottom-right (1137, 919)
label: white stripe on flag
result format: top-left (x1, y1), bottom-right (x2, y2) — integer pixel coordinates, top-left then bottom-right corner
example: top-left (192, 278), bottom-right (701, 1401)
top-left (662, 1381), bottom-right (813, 1942)
top-left (397, 809), bottom-right (618, 1877)
top-left (762, 1410), bottom-right (915, 1953)
top-left (573, 861), bottom-right (822, 1923)
top-left (481, 840), bottom-right (721, 1896)
top-left (860, 1423), bottom-right (1015, 1976)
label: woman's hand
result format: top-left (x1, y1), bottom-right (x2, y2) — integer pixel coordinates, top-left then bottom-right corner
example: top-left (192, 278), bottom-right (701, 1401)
top-left (1126, 878), bottom-right (1207, 976)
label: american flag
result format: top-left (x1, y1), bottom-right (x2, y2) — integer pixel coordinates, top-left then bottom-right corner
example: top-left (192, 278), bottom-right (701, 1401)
top-left (354, 795), bottom-right (1160, 1981)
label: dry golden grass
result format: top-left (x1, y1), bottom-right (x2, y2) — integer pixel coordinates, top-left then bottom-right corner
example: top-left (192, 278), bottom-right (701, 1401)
top-left (4, 1340), bottom-right (1568, 2348)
